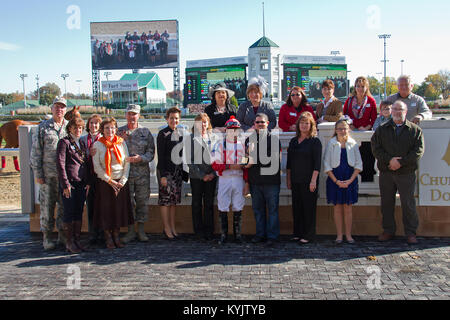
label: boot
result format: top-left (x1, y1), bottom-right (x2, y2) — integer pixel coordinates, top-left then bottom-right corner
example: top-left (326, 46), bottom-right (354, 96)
top-left (112, 229), bottom-right (125, 248)
top-left (233, 211), bottom-right (243, 243)
top-left (64, 222), bottom-right (80, 254)
top-left (1, 156), bottom-right (5, 170)
top-left (121, 224), bottom-right (137, 243)
top-left (137, 223), bottom-right (149, 242)
top-left (42, 231), bottom-right (56, 251)
top-left (73, 220), bottom-right (86, 251)
top-left (57, 229), bottom-right (67, 247)
top-left (218, 212), bottom-right (228, 245)
top-left (13, 156), bottom-right (20, 172)
top-left (104, 230), bottom-right (116, 249)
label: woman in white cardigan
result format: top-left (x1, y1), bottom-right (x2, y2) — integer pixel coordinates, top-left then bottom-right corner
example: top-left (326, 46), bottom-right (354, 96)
top-left (323, 119), bottom-right (362, 244)
top-left (92, 117), bottom-right (134, 249)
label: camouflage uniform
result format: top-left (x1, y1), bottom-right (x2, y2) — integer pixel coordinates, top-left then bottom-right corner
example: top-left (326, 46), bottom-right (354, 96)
top-left (118, 125), bottom-right (155, 223)
top-left (30, 118), bottom-right (68, 235)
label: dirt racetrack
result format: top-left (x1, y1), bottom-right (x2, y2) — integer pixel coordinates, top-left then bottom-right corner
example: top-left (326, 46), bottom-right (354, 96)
top-left (0, 156), bottom-right (21, 208)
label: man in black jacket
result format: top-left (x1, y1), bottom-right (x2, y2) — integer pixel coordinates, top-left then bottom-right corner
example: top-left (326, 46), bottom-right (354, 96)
top-left (246, 113), bottom-right (281, 246)
top-left (371, 101), bottom-right (425, 244)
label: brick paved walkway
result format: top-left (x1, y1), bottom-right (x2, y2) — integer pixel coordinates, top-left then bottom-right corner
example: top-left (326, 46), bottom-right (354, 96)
top-left (0, 217), bottom-right (448, 301)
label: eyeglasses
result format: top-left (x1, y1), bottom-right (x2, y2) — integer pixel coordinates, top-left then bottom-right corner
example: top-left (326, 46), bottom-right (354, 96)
top-left (291, 93), bottom-right (302, 97)
top-left (336, 128), bottom-right (348, 131)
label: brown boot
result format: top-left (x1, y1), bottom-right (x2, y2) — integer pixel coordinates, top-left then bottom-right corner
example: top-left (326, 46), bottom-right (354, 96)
top-left (73, 221), bottom-right (86, 252)
top-left (112, 229), bottom-right (125, 248)
top-left (104, 230), bottom-right (116, 249)
top-left (407, 234), bottom-right (418, 245)
top-left (64, 222), bottom-right (80, 254)
top-left (378, 232), bottom-right (394, 242)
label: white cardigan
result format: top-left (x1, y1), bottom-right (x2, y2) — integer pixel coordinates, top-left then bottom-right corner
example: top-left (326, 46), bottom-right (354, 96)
top-left (92, 140), bottom-right (130, 185)
top-left (323, 136), bottom-right (363, 173)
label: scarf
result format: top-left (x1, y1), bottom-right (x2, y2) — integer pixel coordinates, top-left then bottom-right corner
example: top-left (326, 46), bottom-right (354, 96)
top-left (351, 96), bottom-right (369, 120)
top-left (98, 135), bottom-right (124, 178)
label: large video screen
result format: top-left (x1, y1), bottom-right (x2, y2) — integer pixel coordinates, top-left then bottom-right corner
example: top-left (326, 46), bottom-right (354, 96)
top-left (283, 64), bottom-right (347, 102)
top-left (185, 65), bottom-right (248, 104)
top-left (90, 20), bottom-right (179, 70)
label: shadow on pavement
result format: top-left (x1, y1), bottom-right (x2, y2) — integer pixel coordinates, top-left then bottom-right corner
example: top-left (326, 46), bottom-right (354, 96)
top-left (1, 222), bottom-right (449, 269)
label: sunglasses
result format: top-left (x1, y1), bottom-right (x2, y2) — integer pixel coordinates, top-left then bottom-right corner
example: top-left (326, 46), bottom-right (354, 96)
top-left (255, 121), bottom-right (266, 124)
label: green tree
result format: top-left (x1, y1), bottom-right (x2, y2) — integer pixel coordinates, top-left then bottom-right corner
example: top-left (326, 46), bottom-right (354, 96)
top-left (367, 76), bottom-right (382, 97)
top-left (230, 95), bottom-right (239, 107)
top-left (424, 83), bottom-right (440, 100)
top-left (0, 93), bottom-right (15, 106)
top-left (39, 83), bottom-right (61, 105)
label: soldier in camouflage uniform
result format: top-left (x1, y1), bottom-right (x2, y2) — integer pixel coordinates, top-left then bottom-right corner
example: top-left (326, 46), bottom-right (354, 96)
top-left (118, 104), bottom-right (155, 242)
top-left (30, 97), bottom-right (69, 250)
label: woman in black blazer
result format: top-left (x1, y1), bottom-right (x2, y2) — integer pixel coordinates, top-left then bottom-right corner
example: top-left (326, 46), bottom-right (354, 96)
top-left (56, 117), bottom-right (89, 254)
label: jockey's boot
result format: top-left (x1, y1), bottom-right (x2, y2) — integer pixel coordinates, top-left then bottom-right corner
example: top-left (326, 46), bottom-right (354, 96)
top-left (233, 211), bottom-right (243, 243)
top-left (218, 212), bottom-right (228, 245)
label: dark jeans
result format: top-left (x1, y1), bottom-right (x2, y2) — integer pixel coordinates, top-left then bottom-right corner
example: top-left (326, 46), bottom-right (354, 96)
top-left (61, 182), bottom-right (86, 223)
top-left (291, 182), bottom-right (318, 240)
top-left (379, 171), bottom-right (419, 236)
top-left (250, 184), bottom-right (280, 240)
top-left (191, 177), bottom-right (217, 238)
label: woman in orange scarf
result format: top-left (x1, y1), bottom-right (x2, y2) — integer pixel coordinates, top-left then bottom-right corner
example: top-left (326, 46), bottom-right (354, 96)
top-left (92, 117), bottom-right (134, 249)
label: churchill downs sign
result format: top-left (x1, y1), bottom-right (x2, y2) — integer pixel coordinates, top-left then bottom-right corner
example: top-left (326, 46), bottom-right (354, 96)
top-left (419, 131), bottom-right (450, 206)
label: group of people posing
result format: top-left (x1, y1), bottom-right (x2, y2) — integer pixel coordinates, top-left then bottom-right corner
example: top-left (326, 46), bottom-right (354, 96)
top-left (91, 29), bottom-right (171, 69)
top-left (29, 74), bottom-right (429, 253)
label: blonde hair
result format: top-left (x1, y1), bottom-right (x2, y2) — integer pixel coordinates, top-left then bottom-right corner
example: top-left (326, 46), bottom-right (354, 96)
top-left (192, 113), bottom-right (212, 134)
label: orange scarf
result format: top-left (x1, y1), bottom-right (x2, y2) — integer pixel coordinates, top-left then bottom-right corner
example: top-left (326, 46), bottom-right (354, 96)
top-left (98, 135), bottom-right (124, 178)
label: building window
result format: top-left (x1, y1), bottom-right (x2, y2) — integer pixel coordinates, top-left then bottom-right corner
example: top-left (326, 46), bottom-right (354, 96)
top-left (260, 57), bottom-right (269, 70)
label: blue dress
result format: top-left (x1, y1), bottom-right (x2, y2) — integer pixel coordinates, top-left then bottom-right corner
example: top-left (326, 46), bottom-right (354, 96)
top-left (326, 148), bottom-right (358, 205)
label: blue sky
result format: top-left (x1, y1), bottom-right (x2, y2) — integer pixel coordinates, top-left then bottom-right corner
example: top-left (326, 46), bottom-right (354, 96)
top-left (1, 0), bottom-right (449, 96)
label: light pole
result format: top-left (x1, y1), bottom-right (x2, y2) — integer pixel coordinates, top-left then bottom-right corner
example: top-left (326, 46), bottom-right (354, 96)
top-left (61, 73), bottom-right (69, 98)
top-left (400, 59), bottom-right (405, 75)
top-left (104, 72), bottom-right (112, 104)
top-left (20, 74), bottom-right (28, 107)
top-left (378, 34), bottom-right (391, 99)
top-left (376, 72), bottom-right (383, 100)
top-left (76, 80), bottom-right (82, 98)
top-left (36, 75), bottom-right (40, 104)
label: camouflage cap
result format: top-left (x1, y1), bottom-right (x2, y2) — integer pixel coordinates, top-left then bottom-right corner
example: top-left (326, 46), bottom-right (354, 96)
top-left (52, 97), bottom-right (67, 108)
top-left (126, 104), bottom-right (141, 114)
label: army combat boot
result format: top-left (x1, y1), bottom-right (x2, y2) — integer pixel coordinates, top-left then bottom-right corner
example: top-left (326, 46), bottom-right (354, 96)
top-left (137, 223), bottom-right (149, 242)
top-left (42, 231), bottom-right (56, 251)
top-left (121, 224), bottom-right (137, 243)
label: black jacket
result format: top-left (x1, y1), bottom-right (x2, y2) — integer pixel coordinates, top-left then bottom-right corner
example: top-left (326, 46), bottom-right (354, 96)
top-left (246, 131), bottom-right (281, 185)
top-left (156, 126), bottom-right (183, 178)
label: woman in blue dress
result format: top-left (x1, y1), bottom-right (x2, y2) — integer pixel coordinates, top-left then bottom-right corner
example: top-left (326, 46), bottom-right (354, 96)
top-left (323, 119), bottom-right (363, 244)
